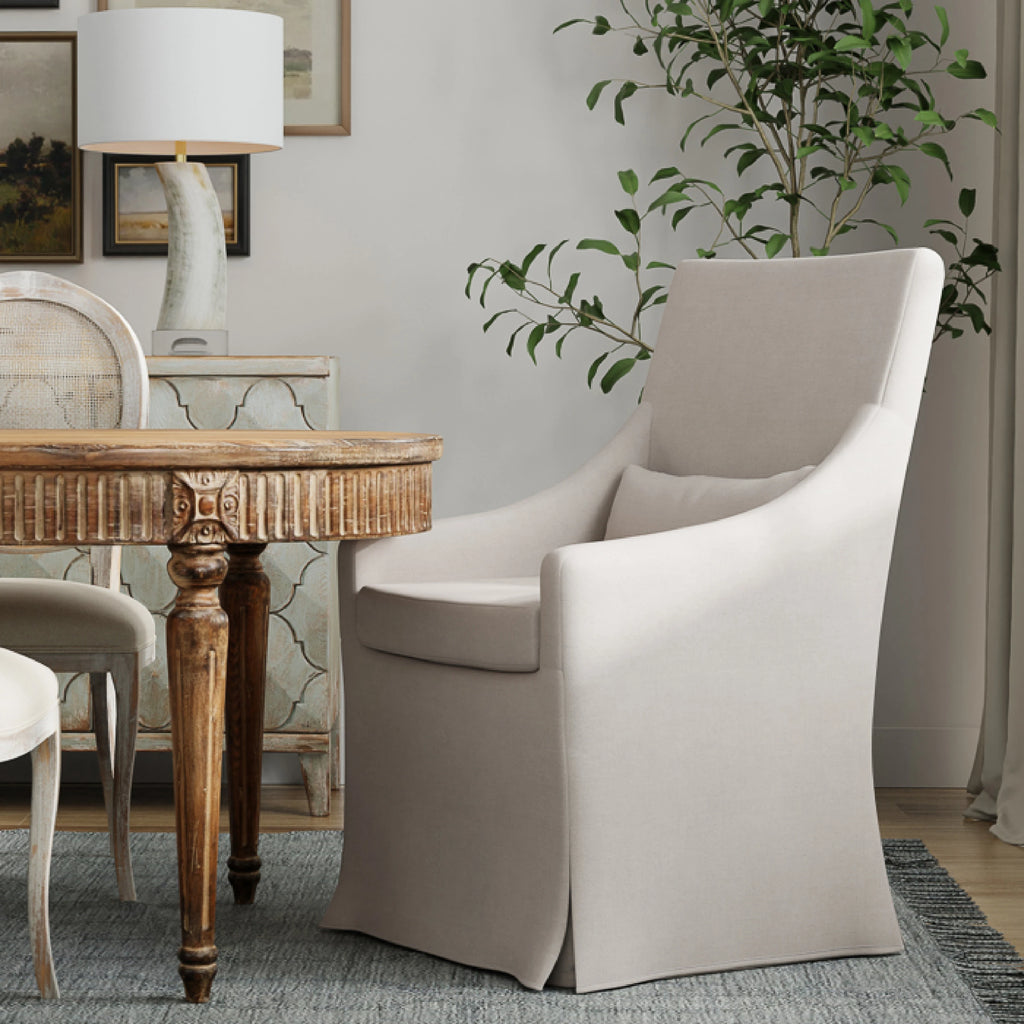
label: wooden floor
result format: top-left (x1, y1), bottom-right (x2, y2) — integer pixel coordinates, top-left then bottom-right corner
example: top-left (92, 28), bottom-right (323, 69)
top-left (0, 784), bottom-right (1021, 955)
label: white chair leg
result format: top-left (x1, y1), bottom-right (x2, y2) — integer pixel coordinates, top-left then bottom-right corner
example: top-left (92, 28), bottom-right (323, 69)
top-left (110, 660), bottom-right (139, 902)
top-left (90, 672), bottom-right (116, 858)
top-left (29, 730), bottom-right (60, 999)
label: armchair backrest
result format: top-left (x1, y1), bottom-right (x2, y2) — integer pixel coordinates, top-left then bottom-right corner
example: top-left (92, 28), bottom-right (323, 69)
top-left (641, 249), bottom-right (943, 478)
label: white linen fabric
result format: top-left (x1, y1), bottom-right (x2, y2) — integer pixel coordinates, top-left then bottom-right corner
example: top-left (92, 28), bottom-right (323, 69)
top-left (967, 3), bottom-right (1024, 845)
top-left (322, 250), bottom-right (944, 992)
top-left (603, 463), bottom-right (814, 540)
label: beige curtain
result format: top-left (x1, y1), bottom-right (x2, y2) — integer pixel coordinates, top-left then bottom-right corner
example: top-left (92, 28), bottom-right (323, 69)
top-left (967, 1), bottom-right (1024, 843)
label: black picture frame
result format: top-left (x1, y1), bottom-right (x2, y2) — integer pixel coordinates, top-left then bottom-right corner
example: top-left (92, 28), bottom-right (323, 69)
top-left (0, 0), bottom-right (60, 8)
top-left (102, 154), bottom-right (250, 257)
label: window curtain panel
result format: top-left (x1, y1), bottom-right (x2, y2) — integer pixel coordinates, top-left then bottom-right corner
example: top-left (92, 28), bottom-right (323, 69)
top-left (967, 0), bottom-right (1024, 844)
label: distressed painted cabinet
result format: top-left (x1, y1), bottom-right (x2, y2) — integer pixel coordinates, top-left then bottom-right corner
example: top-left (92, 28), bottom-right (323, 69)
top-left (1, 356), bottom-right (341, 816)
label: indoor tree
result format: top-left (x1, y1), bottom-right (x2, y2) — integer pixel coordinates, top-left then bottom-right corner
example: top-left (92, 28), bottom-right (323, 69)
top-left (466, 0), bottom-right (999, 393)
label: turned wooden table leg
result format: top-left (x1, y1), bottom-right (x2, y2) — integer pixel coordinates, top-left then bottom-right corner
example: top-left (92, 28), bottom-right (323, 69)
top-left (166, 543), bottom-right (229, 1004)
top-left (222, 543), bottom-right (270, 905)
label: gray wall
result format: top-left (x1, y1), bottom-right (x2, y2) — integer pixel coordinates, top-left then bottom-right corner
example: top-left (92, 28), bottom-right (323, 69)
top-left (1, 0), bottom-right (995, 786)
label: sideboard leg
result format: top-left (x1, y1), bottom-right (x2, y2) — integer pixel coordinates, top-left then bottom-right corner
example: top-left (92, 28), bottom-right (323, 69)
top-left (298, 751), bottom-right (331, 817)
top-left (222, 543), bottom-right (270, 905)
top-left (166, 543), bottom-right (229, 1004)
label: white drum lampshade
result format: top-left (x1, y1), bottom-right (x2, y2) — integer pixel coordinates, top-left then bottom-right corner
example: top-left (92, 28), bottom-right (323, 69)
top-left (77, 9), bottom-right (283, 354)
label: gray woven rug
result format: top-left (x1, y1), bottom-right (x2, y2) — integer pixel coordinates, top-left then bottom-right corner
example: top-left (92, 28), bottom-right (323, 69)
top-left (0, 833), bottom-right (1022, 1023)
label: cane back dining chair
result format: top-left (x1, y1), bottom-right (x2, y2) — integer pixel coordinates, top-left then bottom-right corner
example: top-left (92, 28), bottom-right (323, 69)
top-left (323, 249), bottom-right (944, 991)
top-left (0, 271), bottom-right (156, 902)
top-left (0, 647), bottom-right (62, 998)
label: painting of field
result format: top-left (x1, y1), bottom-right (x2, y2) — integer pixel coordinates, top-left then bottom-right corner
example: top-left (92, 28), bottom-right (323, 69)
top-left (0, 35), bottom-right (80, 261)
top-left (116, 163), bottom-right (237, 244)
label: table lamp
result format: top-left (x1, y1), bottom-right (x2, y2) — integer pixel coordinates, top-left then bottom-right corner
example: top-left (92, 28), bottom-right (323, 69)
top-left (77, 8), bottom-right (283, 356)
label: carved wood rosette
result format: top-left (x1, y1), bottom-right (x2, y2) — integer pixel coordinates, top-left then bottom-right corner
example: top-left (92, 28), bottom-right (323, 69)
top-left (171, 471), bottom-right (241, 545)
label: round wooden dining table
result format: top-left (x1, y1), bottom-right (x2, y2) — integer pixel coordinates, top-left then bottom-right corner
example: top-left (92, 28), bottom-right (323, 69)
top-left (0, 428), bottom-right (442, 1002)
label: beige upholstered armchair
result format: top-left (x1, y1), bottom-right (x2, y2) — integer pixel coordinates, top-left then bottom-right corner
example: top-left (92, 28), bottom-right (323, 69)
top-left (0, 272), bottom-right (155, 902)
top-left (323, 249), bottom-right (944, 991)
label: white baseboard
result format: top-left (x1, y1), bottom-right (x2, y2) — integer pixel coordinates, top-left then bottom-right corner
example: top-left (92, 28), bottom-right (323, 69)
top-left (872, 726), bottom-right (979, 787)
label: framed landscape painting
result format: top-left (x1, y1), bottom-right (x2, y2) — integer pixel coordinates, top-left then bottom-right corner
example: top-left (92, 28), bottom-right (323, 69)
top-left (0, 33), bottom-right (82, 262)
top-left (98, 0), bottom-right (351, 135)
top-left (102, 154), bottom-right (250, 256)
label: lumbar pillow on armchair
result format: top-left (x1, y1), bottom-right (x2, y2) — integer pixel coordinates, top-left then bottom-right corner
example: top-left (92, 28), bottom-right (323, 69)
top-left (604, 463), bottom-right (814, 540)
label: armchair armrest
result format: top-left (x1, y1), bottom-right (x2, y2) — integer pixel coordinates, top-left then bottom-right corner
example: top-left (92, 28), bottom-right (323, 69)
top-left (345, 403), bottom-right (653, 589)
top-left (540, 402), bottom-right (913, 678)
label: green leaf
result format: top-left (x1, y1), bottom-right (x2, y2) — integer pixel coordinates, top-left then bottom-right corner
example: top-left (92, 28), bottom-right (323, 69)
top-left (859, 0), bottom-right (877, 39)
top-left (592, 14), bottom-right (611, 35)
top-left (758, 0), bottom-right (771, 14)
top-left (968, 107), bottom-right (998, 128)
top-left (520, 243), bottom-right (545, 277)
top-left (795, 144), bottom-right (823, 159)
top-left (578, 238), bottom-right (621, 256)
top-left (959, 188), bottom-right (976, 217)
top-left (615, 208), bottom-right (642, 234)
top-left (613, 81), bottom-right (639, 125)
top-left (736, 148), bottom-right (766, 174)
top-left (587, 352), bottom-right (609, 389)
top-left (861, 218), bottom-right (900, 244)
top-left (621, 251), bottom-right (640, 271)
top-left (936, 6), bottom-right (949, 46)
top-left (482, 309), bottom-right (514, 333)
top-left (586, 80), bottom-right (612, 111)
top-left (618, 169), bottom-right (640, 196)
top-left (888, 36), bottom-right (912, 71)
top-left (633, 35), bottom-right (648, 56)
top-left (835, 35), bottom-right (871, 52)
top-left (650, 166), bottom-right (682, 183)
top-left (914, 110), bottom-right (947, 125)
top-left (948, 59), bottom-right (987, 80)
top-left (919, 141), bottom-right (952, 179)
top-left (554, 18), bottom-right (587, 32)
top-left (600, 357), bottom-right (637, 393)
top-left (465, 261), bottom-right (484, 299)
top-left (526, 324), bottom-right (545, 364)
top-left (546, 239), bottom-right (569, 275)
top-left (560, 271), bottom-right (581, 305)
top-left (929, 227), bottom-right (959, 246)
top-left (765, 233), bottom-right (788, 258)
top-left (839, 177), bottom-right (857, 192)
top-left (810, 246), bottom-right (831, 256)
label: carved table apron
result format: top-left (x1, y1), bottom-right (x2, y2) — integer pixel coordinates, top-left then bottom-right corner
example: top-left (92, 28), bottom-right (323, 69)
top-left (0, 428), bottom-right (442, 1003)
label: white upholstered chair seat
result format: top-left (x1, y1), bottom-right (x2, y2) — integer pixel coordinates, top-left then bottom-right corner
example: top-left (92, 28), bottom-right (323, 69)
top-left (0, 649), bottom-right (60, 753)
top-left (357, 578), bottom-right (540, 672)
top-left (0, 580), bottom-right (155, 657)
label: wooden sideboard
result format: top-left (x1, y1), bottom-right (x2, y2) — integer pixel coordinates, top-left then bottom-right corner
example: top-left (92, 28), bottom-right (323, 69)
top-left (0, 356), bottom-right (341, 815)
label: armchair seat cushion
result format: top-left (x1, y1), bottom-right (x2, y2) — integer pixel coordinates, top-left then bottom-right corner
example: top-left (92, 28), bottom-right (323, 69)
top-left (0, 579), bottom-right (156, 656)
top-left (357, 577), bottom-right (540, 672)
